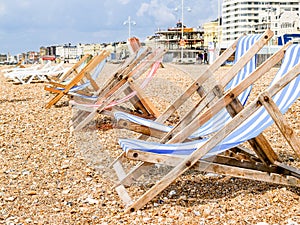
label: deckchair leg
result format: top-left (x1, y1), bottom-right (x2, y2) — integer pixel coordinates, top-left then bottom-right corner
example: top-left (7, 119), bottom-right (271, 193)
top-left (113, 159), bottom-right (128, 182)
top-left (115, 161), bottom-right (154, 187)
top-left (259, 92), bottom-right (300, 158)
top-left (115, 185), bottom-right (133, 206)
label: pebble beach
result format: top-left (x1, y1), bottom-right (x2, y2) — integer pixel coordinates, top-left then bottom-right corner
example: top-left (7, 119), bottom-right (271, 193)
top-left (0, 62), bottom-right (300, 224)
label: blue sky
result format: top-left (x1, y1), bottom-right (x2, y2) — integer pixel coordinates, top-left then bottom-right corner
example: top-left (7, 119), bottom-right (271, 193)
top-left (0, 0), bottom-right (220, 55)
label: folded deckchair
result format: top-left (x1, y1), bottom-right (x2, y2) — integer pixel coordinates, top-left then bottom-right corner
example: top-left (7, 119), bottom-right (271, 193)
top-left (114, 30), bottom-right (274, 141)
top-left (4, 61), bottom-right (54, 84)
top-left (116, 43), bottom-right (300, 212)
top-left (127, 37), bottom-right (142, 55)
top-left (70, 46), bottom-right (166, 131)
top-left (2, 62), bottom-right (39, 74)
top-left (44, 50), bottom-right (110, 109)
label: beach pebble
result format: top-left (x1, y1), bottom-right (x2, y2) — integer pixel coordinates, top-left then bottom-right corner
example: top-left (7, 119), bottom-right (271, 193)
top-left (0, 63), bottom-right (299, 224)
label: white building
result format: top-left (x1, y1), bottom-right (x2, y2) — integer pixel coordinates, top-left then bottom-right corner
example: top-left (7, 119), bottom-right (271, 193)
top-left (55, 44), bottom-right (78, 63)
top-left (221, 0), bottom-right (300, 47)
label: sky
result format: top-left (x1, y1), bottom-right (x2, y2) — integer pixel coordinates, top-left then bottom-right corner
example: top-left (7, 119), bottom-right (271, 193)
top-left (0, 0), bottom-right (220, 55)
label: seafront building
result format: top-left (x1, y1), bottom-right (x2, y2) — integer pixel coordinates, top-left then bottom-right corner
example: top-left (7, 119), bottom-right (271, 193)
top-left (221, 0), bottom-right (300, 47)
top-left (149, 21), bottom-right (204, 63)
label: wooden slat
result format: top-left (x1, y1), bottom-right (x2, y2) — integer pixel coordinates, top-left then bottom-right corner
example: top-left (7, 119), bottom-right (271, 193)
top-left (117, 119), bottom-right (166, 138)
top-left (128, 78), bottom-right (160, 118)
top-left (59, 54), bottom-right (91, 81)
top-left (115, 185), bottom-right (133, 207)
top-left (259, 92), bottom-right (300, 158)
top-left (126, 150), bottom-right (300, 186)
top-left (83, 70), bottom-right (100, 91)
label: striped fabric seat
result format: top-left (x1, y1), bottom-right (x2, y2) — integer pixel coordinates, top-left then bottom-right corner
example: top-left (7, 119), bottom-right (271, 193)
top-left (119, 44), bottom-right (300, 158)
top-left (115, 33), bottom-right (261, 138)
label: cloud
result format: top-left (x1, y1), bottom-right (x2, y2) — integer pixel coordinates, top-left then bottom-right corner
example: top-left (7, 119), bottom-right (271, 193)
top-left (137, 0), bottom-right (176, 27)
top-left (0, 2), bottom-right (6, 16)
top-left (118, 0), bottom-right (131, 4)
top-left (0, 0), bottom-right (219, 54)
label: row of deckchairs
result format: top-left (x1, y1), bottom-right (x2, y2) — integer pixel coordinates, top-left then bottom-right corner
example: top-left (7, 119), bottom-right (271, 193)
top-left (106, 29), bottom-right (300, 213)
top-left (43, 30), bottom-right (300, 213)
top-left (2, 61), bottom-right (69, 84)
top-left (44, 38), bottom-right (166, 124)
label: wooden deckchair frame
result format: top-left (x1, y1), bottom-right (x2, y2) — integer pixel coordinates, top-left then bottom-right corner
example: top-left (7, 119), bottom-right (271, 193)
top-left (115, 43), bottom-right (300, 213)
top-left (69, 48), bottom-right (154, 126)
top-left (70, 47), bottom-right (166, 132)
top-left (111, 30), bottom-right (275, 187)
top-left (112, 40), bottom-right (290, 187)
top-left (44, 50), bottom-right (110, 109)
top-left (116, 29), bottom-right (274, 141)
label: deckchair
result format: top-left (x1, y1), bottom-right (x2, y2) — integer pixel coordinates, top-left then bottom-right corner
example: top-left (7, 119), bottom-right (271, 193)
top-left (44, 50), bottom-right (110, 109)
top-left (114, 30), bottom-right (274, 140)
top-left (69, 37), bottom-right (145, 105)
top-left (127, 37), bottom-right (142, 55)
top-left (3, 61), bottom-right (53, 84)
top-left (70, 46), bottom-right (166, 131)
top-left (1, 58), bottom-right (28, 74)
top-left (110, 30), bottom-right (274, 178)
top-left (115, 43), bottom-right (300, 212)
top-left (7, 62), bottom-right (69, 84)
top-left (2, 62), bottom-right (39, 74)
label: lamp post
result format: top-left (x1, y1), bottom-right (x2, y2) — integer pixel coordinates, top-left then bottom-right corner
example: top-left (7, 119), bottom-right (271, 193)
top-left (123, 16), bottom-right (136, 40)
top-left (175, 0), bottom-right (191, 63)
top-left (217, 0), bottom-right (221, 45)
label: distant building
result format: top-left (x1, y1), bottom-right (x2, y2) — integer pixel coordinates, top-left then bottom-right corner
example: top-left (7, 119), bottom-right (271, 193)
top-left (147, 22), bottom-right (204, 63)
top-left (202, 20), bottom-right (221, 50)
top-left (221, 0), bottom-right (300, 47)
top-left (202, 20), bottom-right (222, 64)
top-left (55, 44), bottom-right (77, 63)
top-left (0, 54), bottom-right (7, 64)
top-left (81, 43), bottom-right (103, 56)
top-left (40, 46), bottom-right (56, 62)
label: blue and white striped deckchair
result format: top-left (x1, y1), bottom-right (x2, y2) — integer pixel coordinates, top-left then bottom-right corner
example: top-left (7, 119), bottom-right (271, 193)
top-left (119, 44), bottom-right (300, 156)
top-left (114, 33), bottom-right (263, 139)
top-left (117, 44), bottom-right (300, 213)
